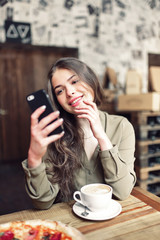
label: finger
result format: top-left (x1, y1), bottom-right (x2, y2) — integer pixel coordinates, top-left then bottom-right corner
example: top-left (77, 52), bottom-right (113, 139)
top-left (42, 118), bottom-right (64, 137)
top-left (77, 113), bottom-right (96, 123)
top-left (38, 111), bottom-right (60, 130)
top-left (83, 100), bottom-right (98, 111)
top-left (76, 101), bottom-right (97, 113)
top-left (31, 106), bottom-right (46, 126)
top-left (74, 106), bottom-right (96, 117)
top-left (44, 131), bottom-right (65, 145)
top-left (75, 102), bottom-right (95, 111)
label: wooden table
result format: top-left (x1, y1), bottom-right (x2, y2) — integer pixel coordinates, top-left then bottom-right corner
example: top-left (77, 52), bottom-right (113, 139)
top-left (0, 187), bottom-right (160, 240)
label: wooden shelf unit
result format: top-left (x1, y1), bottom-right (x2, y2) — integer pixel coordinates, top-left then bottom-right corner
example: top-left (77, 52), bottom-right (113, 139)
top-left (131, 111), bottom-right (160, 196)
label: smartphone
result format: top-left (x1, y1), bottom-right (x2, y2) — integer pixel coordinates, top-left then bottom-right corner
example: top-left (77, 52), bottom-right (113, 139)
top-left (26, 89), bottom-right (63, 135)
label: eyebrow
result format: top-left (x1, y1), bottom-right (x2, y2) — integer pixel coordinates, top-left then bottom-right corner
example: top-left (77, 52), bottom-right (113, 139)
top-left (54, 74), bottom-right (76, 91)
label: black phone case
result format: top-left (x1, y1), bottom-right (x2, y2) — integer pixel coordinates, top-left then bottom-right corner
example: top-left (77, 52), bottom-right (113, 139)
top-left (26, 89), bottom-right (63, 135)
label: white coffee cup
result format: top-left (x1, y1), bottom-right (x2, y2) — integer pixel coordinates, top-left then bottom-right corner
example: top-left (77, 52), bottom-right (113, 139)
top-left (73, 183), bottom-right (112, 212)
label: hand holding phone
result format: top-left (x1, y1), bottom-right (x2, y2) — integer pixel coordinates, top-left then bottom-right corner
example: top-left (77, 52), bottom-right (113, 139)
top-left (26, 89), bottom-right (63, 135)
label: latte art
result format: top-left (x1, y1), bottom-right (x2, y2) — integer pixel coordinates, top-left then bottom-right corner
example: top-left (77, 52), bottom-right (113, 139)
top-left (83, 184), bottom-right (110, 195)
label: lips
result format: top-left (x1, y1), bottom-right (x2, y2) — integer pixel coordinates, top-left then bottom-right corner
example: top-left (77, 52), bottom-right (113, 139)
top-left (69, 96), bottom-right (83, 107)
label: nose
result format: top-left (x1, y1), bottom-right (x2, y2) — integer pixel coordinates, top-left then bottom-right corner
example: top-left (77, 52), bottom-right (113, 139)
top-left (66, 85), bottom-right (75, 97)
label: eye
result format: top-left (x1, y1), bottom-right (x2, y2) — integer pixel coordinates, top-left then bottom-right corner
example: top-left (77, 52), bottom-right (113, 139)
top-left (55, 89), bottom-right (63, 96)
top-left (72, 79), bottom-right (79, 84)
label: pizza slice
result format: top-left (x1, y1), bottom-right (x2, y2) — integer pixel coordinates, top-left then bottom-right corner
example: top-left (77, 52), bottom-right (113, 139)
top-left (0, 221), bottom-right (24, 239)
top-left (0, 220), bottom-right (85, 240)
top-left (21, 220), bottom-right (41, 240)
top-left (37, 220), bottom-right (62, 240)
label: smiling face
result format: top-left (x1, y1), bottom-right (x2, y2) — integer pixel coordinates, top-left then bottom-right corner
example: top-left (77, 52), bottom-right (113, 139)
top-left (51, 68), bottom-right (94, 114)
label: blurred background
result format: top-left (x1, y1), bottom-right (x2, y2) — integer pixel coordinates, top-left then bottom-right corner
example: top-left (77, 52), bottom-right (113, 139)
top-left (0, 0), bottom-right (160, 215)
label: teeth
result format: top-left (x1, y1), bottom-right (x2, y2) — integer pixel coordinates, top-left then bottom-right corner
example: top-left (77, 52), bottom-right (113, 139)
top-left (71, 97), bottom-right (82, 105)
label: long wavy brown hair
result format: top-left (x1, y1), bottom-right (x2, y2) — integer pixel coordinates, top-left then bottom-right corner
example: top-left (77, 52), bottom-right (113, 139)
top-left (46, 57), bottom-right (104, 202)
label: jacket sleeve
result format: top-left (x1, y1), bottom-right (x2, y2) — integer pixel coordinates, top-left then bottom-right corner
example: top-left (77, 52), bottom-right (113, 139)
top-left (99, 117), bottom-right (136, 200)
top-left (22, 159), bottom-right (59, 210)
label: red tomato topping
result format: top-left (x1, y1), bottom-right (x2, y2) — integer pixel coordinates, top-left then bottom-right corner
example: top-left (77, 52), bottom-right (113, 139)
top-left (29, 229), bottom-right (36, 235)
top-left (43, 232), bottom-right (50, 237)
top-left (49, 232), bottom-right (61, 240)
top-left (0, 231), bottom-right (14, 240)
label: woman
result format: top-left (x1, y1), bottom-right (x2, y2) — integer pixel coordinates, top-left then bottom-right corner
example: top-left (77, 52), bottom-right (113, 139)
top-left (22, 57), bottom-right (136, 210)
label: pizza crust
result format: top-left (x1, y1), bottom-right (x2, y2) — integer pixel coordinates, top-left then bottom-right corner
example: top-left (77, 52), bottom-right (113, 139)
top-left (54, 221), bottom-right (85, 240)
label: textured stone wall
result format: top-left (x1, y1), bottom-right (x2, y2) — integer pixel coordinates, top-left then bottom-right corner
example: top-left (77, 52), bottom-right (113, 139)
top-left (0, 0), bottom-right (160, 92)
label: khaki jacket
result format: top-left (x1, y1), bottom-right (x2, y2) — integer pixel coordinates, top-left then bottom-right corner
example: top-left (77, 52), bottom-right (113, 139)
top-left (22, 110), bottom-right (136, 209)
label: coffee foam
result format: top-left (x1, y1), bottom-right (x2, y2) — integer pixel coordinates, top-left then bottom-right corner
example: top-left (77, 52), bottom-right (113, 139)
top-left (83, 185), bottom-right (110, 195)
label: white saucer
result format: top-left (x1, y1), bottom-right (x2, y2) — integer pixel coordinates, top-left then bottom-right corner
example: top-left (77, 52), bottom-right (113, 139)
top-left (72, 199), bottom-right (122, 221)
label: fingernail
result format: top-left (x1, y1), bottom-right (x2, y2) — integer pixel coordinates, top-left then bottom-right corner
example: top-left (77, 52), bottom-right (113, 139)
top-left (42, 105), bottom-right (46, 109)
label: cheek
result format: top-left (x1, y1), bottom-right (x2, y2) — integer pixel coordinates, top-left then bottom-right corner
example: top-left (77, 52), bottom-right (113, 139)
top-left (56, 95), bottom-right (65, 106)
top-left (88, 92), bottom-right (94, 101)
top-left (84, 88), bottom-right (94, 101)
top-left (80, 82), bottom-right (94, 100)
top-left (89, 88), bottom-right (94, 99)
